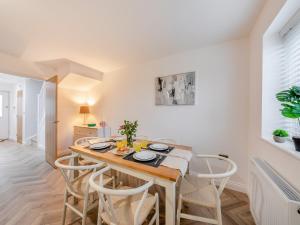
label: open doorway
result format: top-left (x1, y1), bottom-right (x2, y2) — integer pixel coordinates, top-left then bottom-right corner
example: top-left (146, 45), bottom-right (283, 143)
top-left (0, 74), bottom-right (45, 146)
top-left (0, 91), bottom-right (9, 141)
top-left (0, 73), bottom-right (58, 167)
top-left (16, 90), bottom-right (23, 143)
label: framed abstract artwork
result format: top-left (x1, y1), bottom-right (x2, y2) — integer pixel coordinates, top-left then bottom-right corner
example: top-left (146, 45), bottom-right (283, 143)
top-left (155, 71), bottom-right (195, 105)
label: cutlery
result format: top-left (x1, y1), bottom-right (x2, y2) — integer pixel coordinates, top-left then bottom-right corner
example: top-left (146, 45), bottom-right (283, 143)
top-left (154, 155), bottom-right (163, 165)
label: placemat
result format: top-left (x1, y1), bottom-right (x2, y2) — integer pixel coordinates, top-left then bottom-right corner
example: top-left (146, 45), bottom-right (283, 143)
top-left (123, 152), bottom-right (166, 168)
top-left (145, 144), bottom-right (175, 154)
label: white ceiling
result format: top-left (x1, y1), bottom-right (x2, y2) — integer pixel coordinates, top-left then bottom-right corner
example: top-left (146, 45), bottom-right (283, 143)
top-left (59, 73), bottom-right (101, 92)
top-left (0, 0), bottom-right (265, 72)
top-left (0, 73), bottom-right (25, 84)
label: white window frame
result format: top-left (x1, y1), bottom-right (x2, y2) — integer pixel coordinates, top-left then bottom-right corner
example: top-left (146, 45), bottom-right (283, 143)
top-left (0, 94), bottom-right (3, 118)
top-left (261, 8), bottom-right (300, 159)
top-left (278, 10), bottom-right (300, 138)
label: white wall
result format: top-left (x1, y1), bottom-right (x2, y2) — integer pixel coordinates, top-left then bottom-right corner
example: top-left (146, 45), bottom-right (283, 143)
top-left (249, 0), bottom-right (300, 191)
top-left (23, 79), bottom-right (43, 143)
top-left (100, 38), bottom-right (250, 191)
top-left (0, 83), bottom-right (17, 140)
top-left (57, 85), bottom-right (102, 154)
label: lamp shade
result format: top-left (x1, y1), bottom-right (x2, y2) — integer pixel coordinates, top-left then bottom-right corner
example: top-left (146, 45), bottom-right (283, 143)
top-left (79, 105), bottom-right (90, 114)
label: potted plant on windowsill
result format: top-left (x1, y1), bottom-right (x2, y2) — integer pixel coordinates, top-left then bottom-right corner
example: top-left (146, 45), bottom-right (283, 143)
top-left (276, 86), bottom-right (300, 151)
top-left (273, 129), bottom-right (289, 143)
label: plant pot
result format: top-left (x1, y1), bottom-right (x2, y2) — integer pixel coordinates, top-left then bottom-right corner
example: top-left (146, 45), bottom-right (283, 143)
top-left (292, 136), bottom-right (300, 152)
top-left (273, 135), bottom-right (287, 143)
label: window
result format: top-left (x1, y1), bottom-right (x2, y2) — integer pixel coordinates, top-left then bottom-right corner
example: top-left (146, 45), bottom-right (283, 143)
top-left (262, 8), bottom-right (300, 155)
top-left (0, 95), bottom-right (2, 118)
top-left (279, 14), bottom-right (300, 137)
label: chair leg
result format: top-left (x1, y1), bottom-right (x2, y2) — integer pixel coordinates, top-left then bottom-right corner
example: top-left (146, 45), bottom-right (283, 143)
top-left (216, 200), bottom-right (222, 225)
top-left (82, 192), bottom-right (90, 225)
top-left (112, 176), bottom-right (116, 189)
top-left (155, 193), bottom-right (159, 225)
top-left (61, 190), bottom-right (68, 225)
top-left (176, 195), bottom-right (182, 225)
top-left (97, 198), bottom-right (103, 225)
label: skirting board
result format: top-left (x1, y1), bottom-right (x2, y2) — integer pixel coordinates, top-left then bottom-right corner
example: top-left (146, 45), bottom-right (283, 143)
top-left (189, 170), bottom-right (247, 193)
top-left (38, 145), bottom-right (45, 151)
top-left (23, 135), bottom-right (38, 146)
top-left (9, 136), bottom-right (17, 141)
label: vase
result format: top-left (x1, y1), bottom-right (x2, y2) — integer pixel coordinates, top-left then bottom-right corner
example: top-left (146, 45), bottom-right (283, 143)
top-left (273, 135), bottom-right (286, 143)
top-left (127, 135), bottom-right (133, 148)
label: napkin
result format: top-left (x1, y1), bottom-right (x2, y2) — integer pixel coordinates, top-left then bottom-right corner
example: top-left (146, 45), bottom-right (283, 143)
top-left (161, 156), bottom-right (189, 175)
top-left (168, 149), bottom-right (193, 162)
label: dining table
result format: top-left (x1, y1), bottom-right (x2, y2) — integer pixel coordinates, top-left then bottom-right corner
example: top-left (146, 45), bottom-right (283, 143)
top-left (69, 140), bottom-right (192, 225)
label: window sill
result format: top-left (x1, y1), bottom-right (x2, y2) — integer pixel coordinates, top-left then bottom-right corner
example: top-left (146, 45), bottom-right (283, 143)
top-left (262, 136), bottom-right (300, 160)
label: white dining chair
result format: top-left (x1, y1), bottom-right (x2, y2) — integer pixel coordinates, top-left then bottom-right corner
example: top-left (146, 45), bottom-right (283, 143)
top-left (152, 138), bottom-right (176, 144)
top-left (177, 154), bottom-right (237, 225)
top-left (74, 136), bottom-right (107, 147)
top-left (74, 136), bottom-right (112, 165)
top-left (89, 166), bottom-right (160, 225)
top-left (55, 154), bottom-right (114, 225)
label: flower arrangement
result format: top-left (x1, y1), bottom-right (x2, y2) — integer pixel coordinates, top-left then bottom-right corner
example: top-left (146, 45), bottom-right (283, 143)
top-left (118, 120), bottom-right (138, 147)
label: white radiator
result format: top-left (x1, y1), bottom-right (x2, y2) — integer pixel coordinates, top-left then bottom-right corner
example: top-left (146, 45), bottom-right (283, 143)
top-left (249, 158), bottom-right (300, 225)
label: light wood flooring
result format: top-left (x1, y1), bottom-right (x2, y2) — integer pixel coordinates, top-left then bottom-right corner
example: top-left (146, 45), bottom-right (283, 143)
top-left (0, 141), bottom-right (255, 225)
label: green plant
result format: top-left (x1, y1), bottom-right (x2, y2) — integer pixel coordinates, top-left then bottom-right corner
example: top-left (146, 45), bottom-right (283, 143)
top-left (118, 120), bottom-right (138, 147)
top-left (276, 86), bottom-right (300, 128)
top-left (272, 129), bottom-right (289, 137)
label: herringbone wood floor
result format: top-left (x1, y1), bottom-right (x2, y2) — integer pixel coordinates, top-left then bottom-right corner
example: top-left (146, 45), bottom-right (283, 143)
top-left (0, 141), bottom-right (255, 225)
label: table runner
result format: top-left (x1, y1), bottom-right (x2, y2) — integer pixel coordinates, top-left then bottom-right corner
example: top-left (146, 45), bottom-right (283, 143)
top-left (149, 148), bottom-right (193, 161)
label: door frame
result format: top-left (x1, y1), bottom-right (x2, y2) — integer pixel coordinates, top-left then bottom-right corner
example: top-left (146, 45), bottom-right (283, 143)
top-left (16, 90), bottom-right (23, 144)
top-left (45, 75), bottom-right (58, 167)
top-left (0, 90), bottom-right (10, 140)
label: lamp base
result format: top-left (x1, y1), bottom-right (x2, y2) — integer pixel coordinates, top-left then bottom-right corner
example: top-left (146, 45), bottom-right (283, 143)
top-left (82, 113), bottom-right (88, 125)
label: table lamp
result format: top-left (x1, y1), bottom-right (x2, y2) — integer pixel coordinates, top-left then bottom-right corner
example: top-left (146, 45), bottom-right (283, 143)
top-left (79, 105), bottom-right (90, 125)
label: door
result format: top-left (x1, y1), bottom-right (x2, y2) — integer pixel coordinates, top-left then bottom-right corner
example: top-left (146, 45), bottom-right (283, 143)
top-left (45, 76), bottom-right (58, 167)
top-left (16, 90), bottom-right (23, 143)
top-left (0, 91), bottom-right (9, 140)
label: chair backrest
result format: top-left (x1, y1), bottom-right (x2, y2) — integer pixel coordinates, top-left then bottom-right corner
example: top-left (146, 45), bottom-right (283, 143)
top-left (74, 136), bottom-right (102, 146)
top-left (89, 166), bottom-right (154, 225)
top-left (55, 154), bottom-right (105, 198)
top-left (195, 154), bottom-right (237, 196)
top-left (152, 138), bottom-right (176, 144)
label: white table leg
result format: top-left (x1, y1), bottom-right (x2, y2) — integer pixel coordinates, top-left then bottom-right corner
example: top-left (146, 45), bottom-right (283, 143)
top-left (165, 181), bottom-right (176, 225)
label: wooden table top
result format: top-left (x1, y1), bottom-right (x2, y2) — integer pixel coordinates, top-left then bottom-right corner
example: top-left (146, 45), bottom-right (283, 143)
top-left (70, 143), bottom-right (192, 182)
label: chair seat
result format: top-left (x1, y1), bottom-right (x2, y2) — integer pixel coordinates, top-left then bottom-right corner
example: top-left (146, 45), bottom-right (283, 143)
top-left (180, 174), bottom-right (218, 208)
top-left (72, 172), bottom-right (113, 196)
top-left (79, 159), bottom-right (95, 166)
top-left (101, 186), bottom-right (156, 225)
